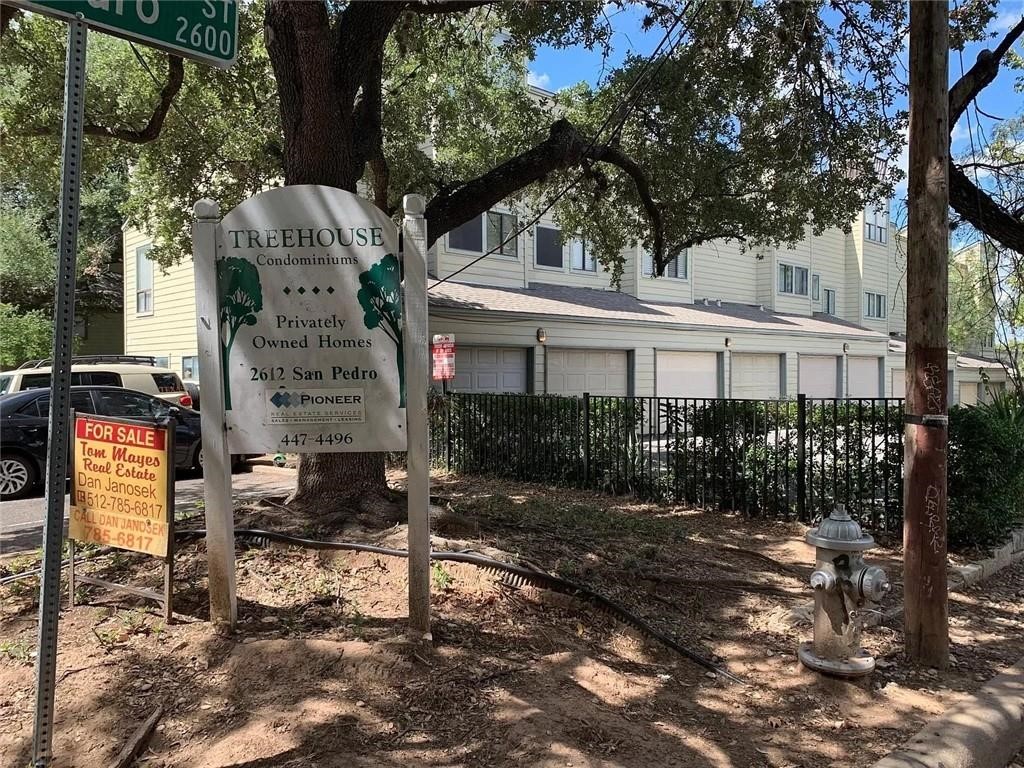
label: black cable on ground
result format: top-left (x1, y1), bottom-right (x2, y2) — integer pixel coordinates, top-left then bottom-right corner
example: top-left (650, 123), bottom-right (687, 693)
top-left (175, 527), bottom-right (745, 684)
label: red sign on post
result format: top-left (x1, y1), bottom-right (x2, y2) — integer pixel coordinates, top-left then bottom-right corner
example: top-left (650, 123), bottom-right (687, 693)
top-left (431, 334), bottom-right (455, 381)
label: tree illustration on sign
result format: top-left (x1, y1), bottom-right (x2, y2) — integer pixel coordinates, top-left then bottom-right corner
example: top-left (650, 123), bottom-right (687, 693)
top-left (217, 257), bottom-right (263, 410)
top-left (357, 253), bottom-right (405, 407)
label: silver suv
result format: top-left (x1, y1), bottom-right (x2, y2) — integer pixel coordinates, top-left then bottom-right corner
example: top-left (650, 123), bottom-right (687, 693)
top-left (0, 355), bottom-right (193, 408)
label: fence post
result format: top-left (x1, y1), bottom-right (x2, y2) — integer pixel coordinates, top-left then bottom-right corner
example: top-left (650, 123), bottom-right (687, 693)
top-left (797, 393), bottom-right (807, 521)
top-left (445, 394), bottom-right (453, 472)
top-left (583, 392), bottom-right (591, 488)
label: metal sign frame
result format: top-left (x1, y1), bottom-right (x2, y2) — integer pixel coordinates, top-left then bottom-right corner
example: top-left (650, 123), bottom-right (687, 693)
top-left (66, 413), bottom-right (176, 622)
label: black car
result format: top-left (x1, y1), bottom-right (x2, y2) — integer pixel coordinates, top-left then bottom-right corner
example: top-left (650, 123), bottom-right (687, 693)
top-left (0, 386), bottom-right (203, 499)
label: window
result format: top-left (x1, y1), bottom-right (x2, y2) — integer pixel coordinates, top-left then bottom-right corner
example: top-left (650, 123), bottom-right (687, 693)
top-left (151, 373), bottom-right (183, 393)
top-left (182, 356), bottom-right (199, 380)
top-left (33, 392), bottom-right (96, 418)
top-left (96, 390), bottom-right (167, 420)
top-left (136, 244), bottom-right (154, 314)
top-left (448, 214), bottom-right (483, 253)
top-left (643, 250), bottom-right (687, 278)
top-left (20, 374), bottom-right (52, 390)
top-left (571, 239), bottom-right (596, 272)
top-left (486, 211), bottom-right (518, 257)
top-left (823, 288), bottom-right (836, 315)
top-left (88, 372), bottom-right (122, 386)
top-left (812, 274), bottom-right (821, 302)
top-left (534, 225), bottom-right (563, 269)
top-left (865, 292), bottom-right (887, 319)
top-left (153, 356), bottom-right (169, 368)
top-left (0, 375), bottom-right (10, 395)
top-left (864, 206), bottom-right (888, 244)
top-left (778, 264), bottom-right (809, 295)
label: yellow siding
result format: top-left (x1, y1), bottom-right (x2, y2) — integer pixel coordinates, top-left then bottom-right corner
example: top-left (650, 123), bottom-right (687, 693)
top-left (122, 226), bottom-right (198, 376)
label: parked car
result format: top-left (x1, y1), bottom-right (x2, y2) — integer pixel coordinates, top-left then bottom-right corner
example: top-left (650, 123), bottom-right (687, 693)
top-left (0, 386), bottom-right (203, 499)
top-left (0, 355), bottom-right (192, 408)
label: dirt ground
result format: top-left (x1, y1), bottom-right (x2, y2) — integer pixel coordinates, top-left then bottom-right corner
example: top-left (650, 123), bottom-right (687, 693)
top-left (2, 471), bottom-right (1023, 768)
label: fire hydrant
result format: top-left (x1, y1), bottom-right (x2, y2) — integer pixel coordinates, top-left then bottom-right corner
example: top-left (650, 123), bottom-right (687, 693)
top-left (798, 505), bottom-right (890, 677)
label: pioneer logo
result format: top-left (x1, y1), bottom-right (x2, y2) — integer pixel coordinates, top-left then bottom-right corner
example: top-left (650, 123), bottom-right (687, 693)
top-left (270, 391), bottom-right (363, 408)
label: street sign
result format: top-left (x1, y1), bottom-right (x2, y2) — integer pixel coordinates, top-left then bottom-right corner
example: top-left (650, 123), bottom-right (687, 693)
top-left (10, 0), bottom-right (238, 69)
top-left (214, 185), bottom-right (407, 455)
top-left (431, 334), bottom-right (455, 381)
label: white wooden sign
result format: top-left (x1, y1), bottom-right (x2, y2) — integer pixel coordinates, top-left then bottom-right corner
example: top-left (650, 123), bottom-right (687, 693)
top-left (215, 185), bottom-right (406, 454)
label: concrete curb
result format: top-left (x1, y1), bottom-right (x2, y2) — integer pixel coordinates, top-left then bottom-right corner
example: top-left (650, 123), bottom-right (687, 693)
top-left (869, 657), bottom-right (1024, 768)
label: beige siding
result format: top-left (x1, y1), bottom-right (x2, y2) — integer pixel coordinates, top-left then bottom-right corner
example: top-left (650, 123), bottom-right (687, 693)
top-left (690, 239), bottom-right (759, 305)
top-left (122, 227), bottom-right (198, 376)
top-left (774, 228), bottom-right (814, 315)
top-left (810, 227), bottom-right (847, 319)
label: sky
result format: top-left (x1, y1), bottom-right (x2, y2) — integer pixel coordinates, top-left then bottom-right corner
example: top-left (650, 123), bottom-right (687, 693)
top-left (528, 1), bottom-right (1024, 215)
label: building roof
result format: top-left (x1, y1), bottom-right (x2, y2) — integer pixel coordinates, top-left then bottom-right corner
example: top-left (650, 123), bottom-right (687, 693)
top-left (429, 280), bottom-right (887, 339)
top-left (956, 352), bottom-right (1007, 370)
top-left (888, 334), bottom-right (1006, 370)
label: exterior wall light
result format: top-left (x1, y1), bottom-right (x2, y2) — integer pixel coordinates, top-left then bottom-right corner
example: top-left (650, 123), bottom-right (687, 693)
top-left (536, 328), bottom-right (547, 343)
top-left (724, 337), bottom-right (732, 348)
top-left (843, 343), bottom-right (850, 353)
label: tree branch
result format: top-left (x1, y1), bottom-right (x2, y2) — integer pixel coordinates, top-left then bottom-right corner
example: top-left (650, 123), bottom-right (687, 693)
top-left (423, 118), bottom-right (667, 268)
top-left (947, 15), bottom-right (1024, 254)
top-left (19, 55), bottom-right (183, 144)
top-left (589, 143), bottom-right (664, 272)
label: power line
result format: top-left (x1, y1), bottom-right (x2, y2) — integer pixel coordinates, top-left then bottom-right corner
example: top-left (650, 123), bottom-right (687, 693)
top-left (428, 3), bottom-right (698, 290)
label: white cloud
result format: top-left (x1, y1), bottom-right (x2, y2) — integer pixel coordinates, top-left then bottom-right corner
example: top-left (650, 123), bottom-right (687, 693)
top-left (993, 10), bottom-right (1023, 33)
top-left (527, 70), bottom-right (551, 89)
top-left (951, 119), bottom-right (970, 146)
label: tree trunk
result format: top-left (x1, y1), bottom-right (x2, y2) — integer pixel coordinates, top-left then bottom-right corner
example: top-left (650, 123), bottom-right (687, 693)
top-left (903, 0), bottom-right (950, 669)
top-left (266, 0), bottom-right (395, 514)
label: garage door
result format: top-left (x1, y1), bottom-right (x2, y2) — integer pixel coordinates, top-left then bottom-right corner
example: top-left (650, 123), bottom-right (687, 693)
top-left (547, 348), bottom-right (628, 396)
top-left (731, 353), bottom-right (780, 399)
top-left (891, 368), bottom-right (905, 398)
top-left (799, 355), bottom-right (838, 398)
top-left (452, 346), bottom-right (527, 393)
top-left (848, 356), bottom-right (880, 398)
top-left (959, 382), bottom-right (979, 406)
top-left (657, 351), bottom-right (718, 398)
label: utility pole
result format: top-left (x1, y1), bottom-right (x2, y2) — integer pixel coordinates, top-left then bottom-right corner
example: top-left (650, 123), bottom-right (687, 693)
top-left (903, 0), bottom-right (950, 668)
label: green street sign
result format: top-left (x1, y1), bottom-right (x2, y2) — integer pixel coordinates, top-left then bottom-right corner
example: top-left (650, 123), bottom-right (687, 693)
top-left (11, 0), bottom-right (238, 69)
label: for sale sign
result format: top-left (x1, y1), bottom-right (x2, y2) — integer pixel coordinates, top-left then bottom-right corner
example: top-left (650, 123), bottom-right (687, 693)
top-left (216, 185), bottom-right (406, 454)
top-left (69, 414), bottom-right (173, 558)
top-left (431, 334), bottom-right (455, 381)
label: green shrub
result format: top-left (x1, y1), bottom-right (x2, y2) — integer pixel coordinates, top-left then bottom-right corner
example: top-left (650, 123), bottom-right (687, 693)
top-left (947, 395), bottom-right (1024, 548)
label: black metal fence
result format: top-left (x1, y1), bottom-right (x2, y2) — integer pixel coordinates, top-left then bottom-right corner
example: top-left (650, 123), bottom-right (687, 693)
top-left (430, 392), bottom-right (905, 531)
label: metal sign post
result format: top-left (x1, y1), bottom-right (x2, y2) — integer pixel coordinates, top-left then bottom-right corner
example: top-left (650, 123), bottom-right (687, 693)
top-left (32, 16), bottom-right (87, 768)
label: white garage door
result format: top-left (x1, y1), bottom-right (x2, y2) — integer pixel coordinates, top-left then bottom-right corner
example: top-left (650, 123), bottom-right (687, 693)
top-left (848, 356), bottom-right (880, 398)
top-left (657, 351), bottom-right (718, 398)
top-left (959, 382), bottom-right (979, 406)
top-left (547, 348), bottom-right (628, 396)
top-left (799, 355), bottom-right (838, 398)
top-left (731, 353), bottom-right (780, 399)
top-left (891, 368), bottom-right (905, 398)
top-left (452, 346), bottom-right (527, 393)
